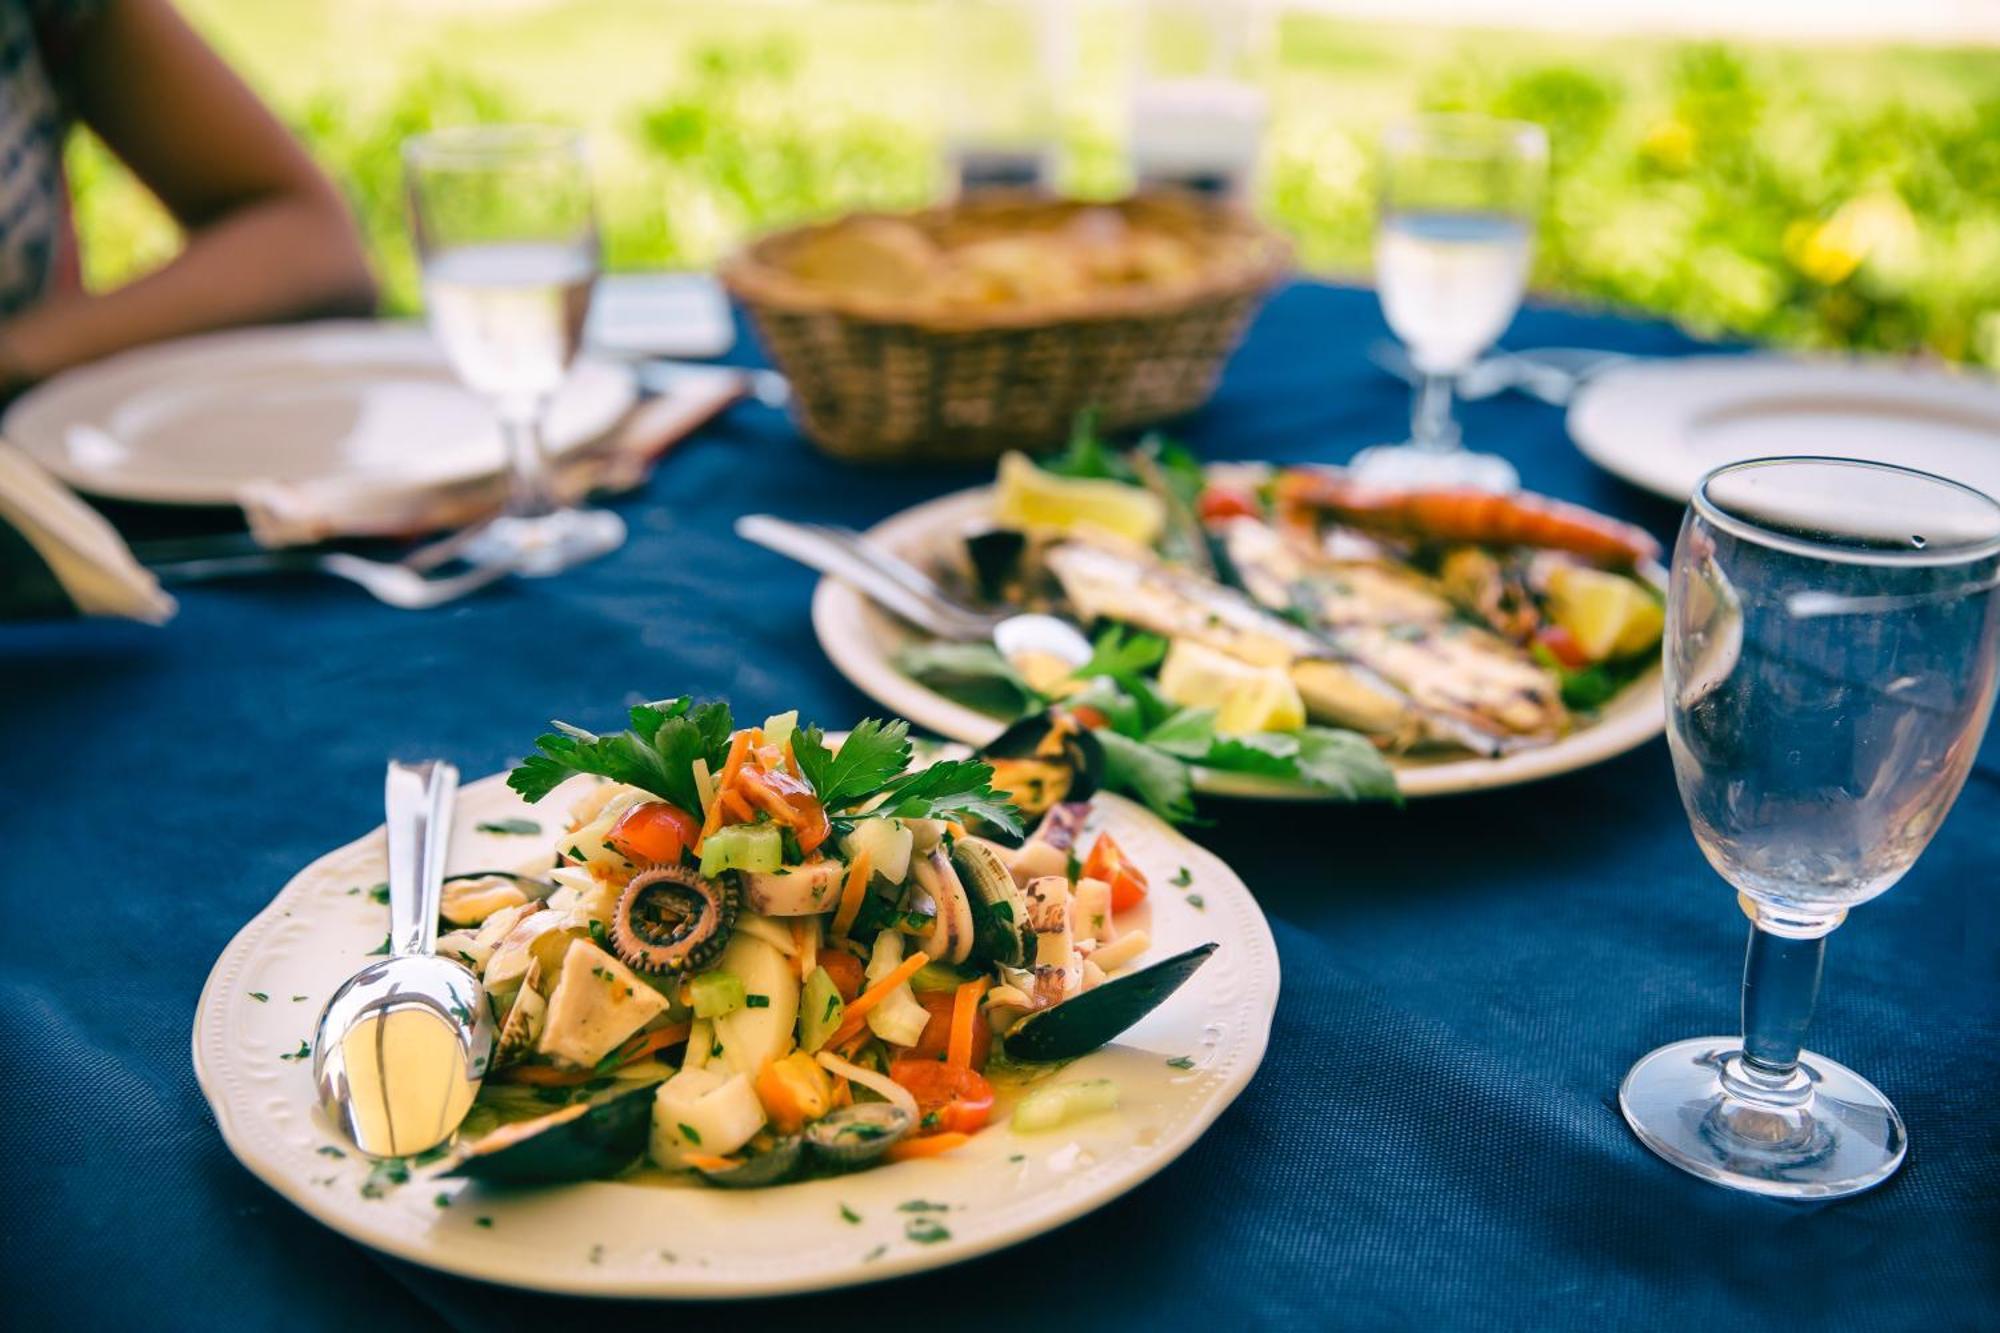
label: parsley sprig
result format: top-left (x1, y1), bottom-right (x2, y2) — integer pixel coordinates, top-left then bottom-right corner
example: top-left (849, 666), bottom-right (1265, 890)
top-left (508, 696), bottom-right (1021, 835)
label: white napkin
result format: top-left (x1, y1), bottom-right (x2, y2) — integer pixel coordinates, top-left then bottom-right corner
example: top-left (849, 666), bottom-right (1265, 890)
top-left (238, 366), bottom-right (747, 547)
top-left (0, 439), bottom-right (176, 623)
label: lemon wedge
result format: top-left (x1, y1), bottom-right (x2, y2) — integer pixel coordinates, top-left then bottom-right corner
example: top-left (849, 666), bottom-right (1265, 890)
top-left (993, 451), bottom-right (1166, 546)
top-left (1546, 565), bottom-right (1665, 661)
top-left (1158, 638), bottom-right (1305, 734)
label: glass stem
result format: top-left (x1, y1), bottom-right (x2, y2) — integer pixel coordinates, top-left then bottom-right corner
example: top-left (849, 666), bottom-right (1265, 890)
top-left (498, 406), bottom-right (556, 519)
top-left (1410, 372), bottom-right (1461, 454)
top-left (1739, 923), bottom-right (1824, 1075)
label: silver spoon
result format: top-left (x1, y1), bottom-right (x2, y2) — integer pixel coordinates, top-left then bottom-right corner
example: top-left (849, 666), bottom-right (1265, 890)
top-left (312, 760), bottom-right (494, 1158)
top-left (735, 513), bottom-right (1093, 668)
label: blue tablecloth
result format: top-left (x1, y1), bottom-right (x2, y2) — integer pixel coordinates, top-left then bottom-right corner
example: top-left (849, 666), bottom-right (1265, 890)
top-left (4, 283), bottom-right (1995, 1331)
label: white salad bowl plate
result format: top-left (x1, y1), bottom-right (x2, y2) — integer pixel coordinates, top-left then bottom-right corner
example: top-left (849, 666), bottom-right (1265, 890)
top-left (1568, 353), bottom-right (2000, 504)
top-left (192, 772), bottom-right (1279, 1298)
top-left (4, 320), bottom-right (636, 505)
top-left (811, 487), bottom-right (1667, 800)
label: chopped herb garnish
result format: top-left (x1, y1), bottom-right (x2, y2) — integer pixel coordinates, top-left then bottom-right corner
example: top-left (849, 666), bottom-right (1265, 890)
top-left (365, 934), bottom-right (391, 956)
top-left (316, 1144), bottom-right (347, 1158)
top-left (360, 1157), bottom-right (409, 1198)
top-left (839, 1203), bottom-right (861, 1224)
top-left (1008, 1154), bottom-right (1025, 1163)
top-left (367, 882), bottom-right (390, 905)
top-left (248, 991), bottom-right (269, 1003)
top-left (588, 1244), bottom-right (605, 1265)
top-left (1186, 894), bottom-right (1205, 910)
top-left (1065, 853), bottom-right (1084, 881)
top-left (1170, 866), bottom-right (1193, 887)
top-left (745, 994), bottom-right (770, 1009)
top-left (1166, 1055), bottom-right (1196, 1070)
top-left (588, 919), bottom-right (611, 950)
top-left (567, 846), bottom-right (588, 862)
top-left (898, 1199), bottom-right (950, 1213)
top-left (920, 1111), bottom-right (940, 1130)
top-left (475, 1216), bottom-right (493, 1229)
top-left (434, 1193), bottom-right (453, 1208)
top-left (658, 1250), bottom-right (678, 1263)
top-left (592, 965), bottom-right (616, 983)
top-left (904, 1217), bottom-right (952, 1244)
top-left (863, 1244), bottom-right (888, 1263)
top-left (280, 1039), bottom-right (311, 1062)
top-left (678, 1123), bottom-right (702, 1145)
top-left (476, 817), bottom-right (542, 836)
top-left (346, 885), bottom-right (361, 896)
top-left (290, 994), bottom-right (308, 1002)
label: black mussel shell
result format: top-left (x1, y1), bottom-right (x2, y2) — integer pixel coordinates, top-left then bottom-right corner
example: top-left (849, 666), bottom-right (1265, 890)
top-left (1004, 943), bottom-right (1217, 1063)
top-left (445, 1082), bottom-right (656, 1185)
top-left (696, 1134), bottom-right (804, 1189)
top-left (805, 1103), bottom-right (914, 1170)
top-left (964, 529), bottom-right (1031, 604)
top-left (977, 711), bottom-right (1104, 824)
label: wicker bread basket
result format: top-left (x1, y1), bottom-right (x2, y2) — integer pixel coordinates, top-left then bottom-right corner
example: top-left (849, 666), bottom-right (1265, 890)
top-left (721, 191), bottom-right (1291, 462)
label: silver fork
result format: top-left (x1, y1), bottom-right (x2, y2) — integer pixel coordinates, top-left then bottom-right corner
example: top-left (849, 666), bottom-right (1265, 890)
top-left (148, 547), bottom-right (511, 610)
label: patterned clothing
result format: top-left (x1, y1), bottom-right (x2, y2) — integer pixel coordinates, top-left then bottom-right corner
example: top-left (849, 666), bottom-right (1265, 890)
top-left (0, 0), bottom-right (104, 317)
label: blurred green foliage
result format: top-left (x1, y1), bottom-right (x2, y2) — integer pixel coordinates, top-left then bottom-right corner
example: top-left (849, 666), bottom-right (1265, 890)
top-left (64, 7), bottom-right (2000, 367)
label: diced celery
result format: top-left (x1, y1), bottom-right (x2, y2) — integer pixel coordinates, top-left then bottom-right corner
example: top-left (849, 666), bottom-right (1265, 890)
top-left (689, 970), bottom-right (746, 1019)
top-left (761, 710), bottom-right (799, 750)
top-left (699, 824), bottom-right (784, 877)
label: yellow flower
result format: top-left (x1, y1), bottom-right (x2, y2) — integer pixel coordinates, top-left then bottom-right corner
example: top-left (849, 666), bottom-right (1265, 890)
top-left (1639, 118), bottom-right (1696, 173)
top-left (1786, 192), bottom-right (1919, 287)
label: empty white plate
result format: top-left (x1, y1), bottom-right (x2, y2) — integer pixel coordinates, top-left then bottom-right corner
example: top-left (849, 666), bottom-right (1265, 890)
top-left (3, 321), bottom-right (636, 505)
top-left (1568, 355), bottom-right (2000, 504)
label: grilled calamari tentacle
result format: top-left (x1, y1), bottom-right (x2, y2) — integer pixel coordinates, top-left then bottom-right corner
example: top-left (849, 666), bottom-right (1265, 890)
top-left (610, 865), bottom-right (738, 975)
top-left (1273, 469), bottom-right (1660, 568)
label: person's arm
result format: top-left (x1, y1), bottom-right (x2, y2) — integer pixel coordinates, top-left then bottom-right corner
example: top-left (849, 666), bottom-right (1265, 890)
top-left (0, 0), bottom-right (377, 386)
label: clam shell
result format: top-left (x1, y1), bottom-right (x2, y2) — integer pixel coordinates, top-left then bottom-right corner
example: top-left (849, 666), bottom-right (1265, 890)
top-left (805, 1103), bottom-right (913, 1170)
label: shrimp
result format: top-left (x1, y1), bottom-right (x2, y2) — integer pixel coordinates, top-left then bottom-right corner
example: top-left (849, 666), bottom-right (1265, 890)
top-left (1274, 469), bottom-right (1660, 569)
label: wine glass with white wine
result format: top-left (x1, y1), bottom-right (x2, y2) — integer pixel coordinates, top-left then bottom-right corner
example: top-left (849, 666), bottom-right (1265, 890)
top-left (1622, 457), bottom-right (2000, 1198)
top-left (1350, 115), bottom-right (1546, 493)
top-left (404, 125), bottom-right (623, 576)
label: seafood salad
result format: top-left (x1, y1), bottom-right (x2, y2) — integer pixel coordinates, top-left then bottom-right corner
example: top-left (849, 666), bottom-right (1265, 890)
top-left (436, 696), bottom-right (1212, 1190)
top-left (899, 422), bottom-right (1665, 812)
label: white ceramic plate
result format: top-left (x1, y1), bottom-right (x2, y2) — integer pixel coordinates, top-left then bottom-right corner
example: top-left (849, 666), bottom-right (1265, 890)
top-left (4, 321), bottom-right (636, 505)
top-left (192, 772), bottom-right (1278, 1298)
top-left (811, 487), bottom-right (1666, 800)
top-left (1568, 354), bottom-right (2000, 504)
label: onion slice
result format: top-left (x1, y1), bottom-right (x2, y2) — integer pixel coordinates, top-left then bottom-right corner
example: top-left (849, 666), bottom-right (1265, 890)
top-left (815, 1050), bottom-right (918, 1120)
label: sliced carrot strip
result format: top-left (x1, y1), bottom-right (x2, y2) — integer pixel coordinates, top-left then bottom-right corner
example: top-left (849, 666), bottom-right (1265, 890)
top-left (827, 950), bottom-right (930, 1049)
top-left (680, 1152), bottom-right (741, 1172)
top-left (830, 848), bottom-right (873, 939)
top-left (884, 1131), bottom-right (971, 1162)
top-left (720, 789), bottom-right (754, 823)
top-left (717, 730), bottom-right (754, 787)
top-left (946, 977), bottom-right (990, 1069)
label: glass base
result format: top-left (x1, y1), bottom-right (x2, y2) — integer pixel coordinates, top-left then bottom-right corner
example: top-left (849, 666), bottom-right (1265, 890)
top-left (1347, 442), bottom-right (1518, 492)
top-left (1619, 1037), bottom-right (1906, 1199)
top-left (464, 507), bottom-right (626, 578)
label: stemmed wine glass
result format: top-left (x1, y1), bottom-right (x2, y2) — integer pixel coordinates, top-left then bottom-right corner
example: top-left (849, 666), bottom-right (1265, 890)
top-left (1350, 115), bottom-right (1547, 493)
top-left (404, 126), bottom-right (624, 576)
top-left (1622, 457), bottom-right (2000, 1198)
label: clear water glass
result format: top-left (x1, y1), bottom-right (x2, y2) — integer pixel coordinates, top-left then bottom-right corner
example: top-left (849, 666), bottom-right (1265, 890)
top-left (1621, 457), bottom-right (2000, 1198)
top-left (1350, 115), bottom-right (1546, 493)
top-left (404, 126), bottom-right (625, 576)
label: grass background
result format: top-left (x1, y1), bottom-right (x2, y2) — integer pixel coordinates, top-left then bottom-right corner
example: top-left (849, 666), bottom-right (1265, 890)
top-left (67, 0), bottom-right (2000, 366)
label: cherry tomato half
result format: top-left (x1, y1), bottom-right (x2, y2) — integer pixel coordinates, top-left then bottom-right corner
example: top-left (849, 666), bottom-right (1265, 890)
top-left (607, 801), bottom-right (701, 864)
top-left (1198, 487), bottom-right (1261, 522)
top-left (889, 1059), bottom-right (996, 1135)
top-left (1082, 831), bottom-right (1149, 912)
top-left (816, 949), bottom-right (867, 1005)
top-left (1533, 625), bottom-right (1591, 671)
top-left (904, 990), bottom-right (993, 1071)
